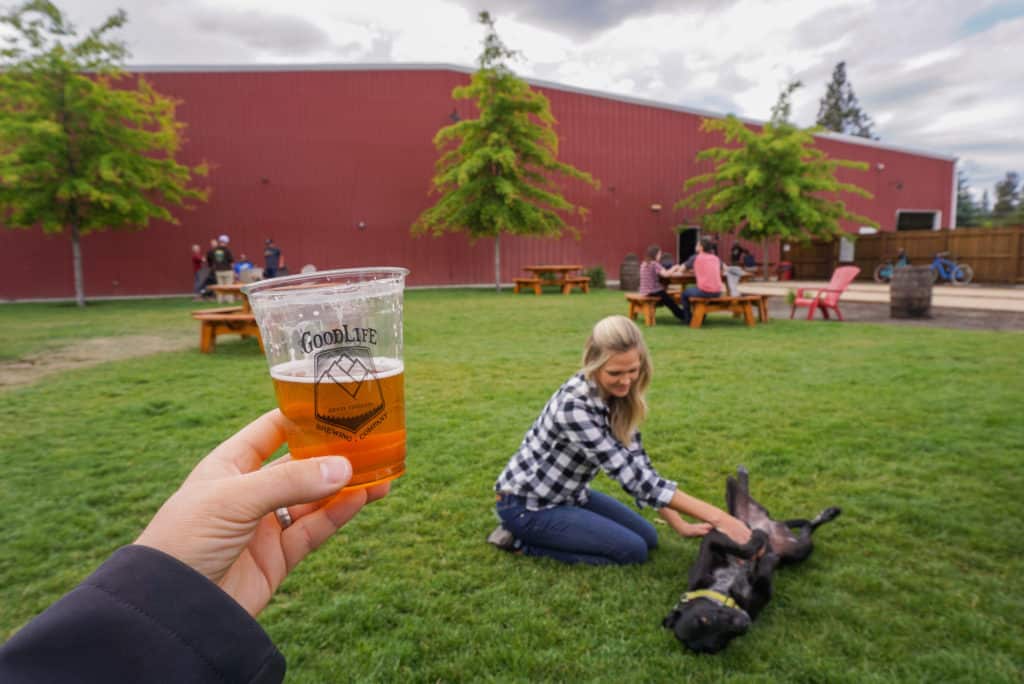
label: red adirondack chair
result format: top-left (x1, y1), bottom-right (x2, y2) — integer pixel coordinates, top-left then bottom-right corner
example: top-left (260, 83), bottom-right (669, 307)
top-left (790, 266), bottom-right (860, 320)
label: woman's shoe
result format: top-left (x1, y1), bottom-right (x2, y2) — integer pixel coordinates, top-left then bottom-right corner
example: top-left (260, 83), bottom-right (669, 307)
top-left (486, 525), bottom-right (517, 551)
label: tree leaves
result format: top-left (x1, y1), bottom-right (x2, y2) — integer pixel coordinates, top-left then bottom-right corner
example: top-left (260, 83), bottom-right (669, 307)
top-left (675, 116), bottom-right (877, 245)
top-left (0, 1), bottom-right (208, 305)
top-left (411, 12), bottom-right (597, 289)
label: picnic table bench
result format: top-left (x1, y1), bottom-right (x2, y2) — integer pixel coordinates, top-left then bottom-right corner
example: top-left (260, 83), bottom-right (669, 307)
top-left (626, 293), bottom-right (769, 328)
top-left (191, 306), bottom-right (262, 353)
top-left (625, 292), bottom-right (681, 327)
top-left (689, 295), bottom-right (767, 328)
top-left (513, 277), bottom-right (542, 295)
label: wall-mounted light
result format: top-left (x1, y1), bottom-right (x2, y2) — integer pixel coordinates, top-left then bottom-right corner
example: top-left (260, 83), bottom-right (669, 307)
top-left (357, 221), bottom-right (368, 231)
top-left (260, 177), bottom-right (270, 184)
top-left (449, 109), bottom-right (460, 123)
top-left (876, 162), bottom-right (885, 171)
top-left (650, 203), bottom-right (662, 212)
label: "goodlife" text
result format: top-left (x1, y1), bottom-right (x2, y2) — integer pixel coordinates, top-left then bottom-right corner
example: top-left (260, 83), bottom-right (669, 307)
top-left (300, 325), bottom-right (377, 353)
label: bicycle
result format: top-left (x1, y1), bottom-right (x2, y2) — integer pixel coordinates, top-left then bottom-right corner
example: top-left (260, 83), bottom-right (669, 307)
top-left (872, 249), bottom-right (909, 283)
top-left (930, 251), bottom-right (973, 285)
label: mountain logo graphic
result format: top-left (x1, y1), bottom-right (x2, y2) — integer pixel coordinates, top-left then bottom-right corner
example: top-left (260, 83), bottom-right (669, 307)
top-left (314, 346), bottom-right (385, 433)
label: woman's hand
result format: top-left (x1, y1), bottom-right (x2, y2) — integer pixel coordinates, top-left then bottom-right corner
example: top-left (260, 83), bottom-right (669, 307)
top-left (713, 513), bottom-right (752, 546)
top-left (658, 507), bottom-right (713, 538)
top-left (677, 520), bottom-right (713, 537)
top-left (136, 409), bottom-right (389, 617)
top-left (667, 489), bottom-right (752, 545)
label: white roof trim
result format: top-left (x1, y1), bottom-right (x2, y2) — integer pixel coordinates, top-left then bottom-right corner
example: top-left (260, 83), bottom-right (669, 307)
top-left (125, 61), bottom-right (956, 163)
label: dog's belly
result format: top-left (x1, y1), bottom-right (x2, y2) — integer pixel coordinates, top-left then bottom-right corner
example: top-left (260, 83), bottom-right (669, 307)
top-left (710, 561), bottom-right (753, 604)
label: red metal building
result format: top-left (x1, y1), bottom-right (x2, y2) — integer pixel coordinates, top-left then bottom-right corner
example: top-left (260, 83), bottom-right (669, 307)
top-left (0, 64), bottom-right (955, 300)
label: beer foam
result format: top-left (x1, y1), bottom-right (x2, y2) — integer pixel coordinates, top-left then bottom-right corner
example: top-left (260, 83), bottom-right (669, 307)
top-left (270, 357), bottom-right (403, 383)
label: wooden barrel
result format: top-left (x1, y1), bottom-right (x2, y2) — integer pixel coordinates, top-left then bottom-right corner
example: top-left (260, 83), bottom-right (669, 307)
top-left (619, 253), bottom-right (640, 291)
top-left (890, 266), bottom-right (932, 318)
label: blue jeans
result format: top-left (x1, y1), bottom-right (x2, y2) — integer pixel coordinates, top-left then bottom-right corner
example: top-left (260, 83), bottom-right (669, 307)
top-left (681, 286), bottom-right (721, 320)
top-left (496, 490), bottom-right (658, 565)
top-left (651, 289), bottom-right (689, 324)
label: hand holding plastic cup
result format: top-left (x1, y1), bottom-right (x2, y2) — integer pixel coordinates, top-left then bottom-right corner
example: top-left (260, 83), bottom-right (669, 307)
top-left (245, 268), bottom-right (409, 489)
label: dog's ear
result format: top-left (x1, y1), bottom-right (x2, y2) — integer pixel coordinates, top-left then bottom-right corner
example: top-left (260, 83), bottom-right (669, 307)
top-left (663, 609), bottom-right (681, 629)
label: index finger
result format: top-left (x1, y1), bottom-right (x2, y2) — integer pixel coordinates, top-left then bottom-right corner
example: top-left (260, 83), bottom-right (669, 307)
top-left (189, 409), bottom-right (293, 481)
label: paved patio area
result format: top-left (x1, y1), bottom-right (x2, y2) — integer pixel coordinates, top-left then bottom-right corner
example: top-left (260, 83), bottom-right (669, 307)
top-left (742, 280), bottom-right (1024, 313)
top-left (735, 280), bottom-right (1024, 331)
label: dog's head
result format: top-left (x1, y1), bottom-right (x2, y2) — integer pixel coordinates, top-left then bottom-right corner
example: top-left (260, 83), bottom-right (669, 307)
top-left (663, 597), bottom-right (750, 654)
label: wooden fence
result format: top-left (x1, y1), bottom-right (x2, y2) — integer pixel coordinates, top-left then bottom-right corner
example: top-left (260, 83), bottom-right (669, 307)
top-left (784, 227), bottom-right (1024, 284)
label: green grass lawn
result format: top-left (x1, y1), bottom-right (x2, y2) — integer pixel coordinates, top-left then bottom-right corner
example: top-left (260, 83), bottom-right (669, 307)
top-left (2, 289), bottom-right (1023, 682)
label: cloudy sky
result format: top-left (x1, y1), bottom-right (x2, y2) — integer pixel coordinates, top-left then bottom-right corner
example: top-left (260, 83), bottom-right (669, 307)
top-left (38, 0), bottom-right (1024, 200)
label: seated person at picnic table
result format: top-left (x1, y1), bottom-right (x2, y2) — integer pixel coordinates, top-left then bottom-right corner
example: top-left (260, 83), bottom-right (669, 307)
top-left (637, 244), bottom-right (690, 324)
top-left (731, 243), bottom-right (757, 270)
top-left (677, 237), bottom-right (724, 322)
top-left (233, 253), bottom-right (256, 279)
top-left (0, 410), bottom-right (389, 683)
top-left (488, 315), bottom-right (752, 565)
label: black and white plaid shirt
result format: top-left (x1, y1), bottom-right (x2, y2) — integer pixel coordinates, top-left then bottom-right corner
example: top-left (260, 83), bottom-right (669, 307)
top-left (495, 373), bottom-right (677, 511)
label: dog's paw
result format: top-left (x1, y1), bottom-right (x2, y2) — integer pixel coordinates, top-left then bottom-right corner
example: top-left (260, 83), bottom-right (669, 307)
top-left (821, 506), bottom-right (841, 522)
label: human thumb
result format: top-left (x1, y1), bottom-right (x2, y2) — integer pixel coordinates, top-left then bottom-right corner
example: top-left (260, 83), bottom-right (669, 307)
top-left (234, 456), bottom-right (353, 516)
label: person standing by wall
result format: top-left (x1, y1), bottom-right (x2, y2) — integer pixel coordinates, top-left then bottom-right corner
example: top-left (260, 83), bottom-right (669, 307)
top-left (208, 235), bottom-right (235, 303)
top-left (190, 244), bottom-right (207, 301)
top-left (263, 238), bottom-right (284, 278)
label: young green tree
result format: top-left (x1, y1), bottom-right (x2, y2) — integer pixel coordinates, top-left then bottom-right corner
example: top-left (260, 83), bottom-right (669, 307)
top-left (411, 11), bottom-right (597, 291)
top-left (0, 1), bottom-right (208, 306)
top-left (816, 61), bottom-right (875, 139)
top-left (675, 116), bottom-right (876, 278)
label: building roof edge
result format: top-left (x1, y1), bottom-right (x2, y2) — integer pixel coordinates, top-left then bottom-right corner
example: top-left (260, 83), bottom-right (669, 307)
top-left (125, 61), bottom-right (956, 163)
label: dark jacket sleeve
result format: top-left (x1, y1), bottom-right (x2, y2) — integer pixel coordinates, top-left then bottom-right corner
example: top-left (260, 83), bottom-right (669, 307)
top-left (0, 545), bottom-right (285, 683)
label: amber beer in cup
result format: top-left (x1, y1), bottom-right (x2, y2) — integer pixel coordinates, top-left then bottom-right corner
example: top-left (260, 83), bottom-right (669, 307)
top-left (245, 268), bottom-right (409, 489)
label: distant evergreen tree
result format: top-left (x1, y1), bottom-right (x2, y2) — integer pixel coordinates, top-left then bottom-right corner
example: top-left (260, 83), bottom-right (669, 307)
top-left (816, 61), bottom-right (875, 139)
top-left (769, 80), bottom-right (802, 125)
top-left (991, 171), bottom-right (1020, 222)
top-left (955, 170), bottom-right (981, 227)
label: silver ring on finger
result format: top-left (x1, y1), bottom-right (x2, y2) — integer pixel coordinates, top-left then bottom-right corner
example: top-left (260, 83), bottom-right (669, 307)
top-left (275, 506), bottom-right (293, 530)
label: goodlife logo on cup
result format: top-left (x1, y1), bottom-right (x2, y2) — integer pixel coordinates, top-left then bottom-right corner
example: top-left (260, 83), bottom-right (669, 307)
top-left (300, 325), bottom-right (379, 353)
top-left (313, 346), bottom-right (386, 434)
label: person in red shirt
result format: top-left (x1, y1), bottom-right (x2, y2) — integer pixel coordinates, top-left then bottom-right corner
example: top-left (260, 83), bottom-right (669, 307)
top-left (678, 237), bottom-right (723, 323)
top-left (190, 244), bottom-right (207, 301)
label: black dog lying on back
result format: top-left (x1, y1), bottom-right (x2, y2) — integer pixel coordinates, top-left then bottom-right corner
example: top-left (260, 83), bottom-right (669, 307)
top-left (663, 467), bottom-right (840, 653)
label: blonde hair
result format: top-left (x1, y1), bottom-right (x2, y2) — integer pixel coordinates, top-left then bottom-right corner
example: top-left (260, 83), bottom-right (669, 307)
top-left (581, 315), bottom-right (652, 444)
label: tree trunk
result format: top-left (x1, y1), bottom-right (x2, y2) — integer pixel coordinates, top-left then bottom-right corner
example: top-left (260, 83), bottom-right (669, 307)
top-left (71, 221), bottom-right (85, 307)
top-left (494, 233), bottom-right (502, 292)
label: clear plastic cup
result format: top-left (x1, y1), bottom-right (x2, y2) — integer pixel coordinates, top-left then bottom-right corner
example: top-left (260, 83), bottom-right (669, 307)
top-left (245, 267), bottom-right (409, 489)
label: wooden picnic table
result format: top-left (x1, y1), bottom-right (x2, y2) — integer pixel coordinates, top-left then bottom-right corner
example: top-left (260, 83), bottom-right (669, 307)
top-left (193, 284), bottom-right (259, 352)
top-left (658, 270), bottom-right (753, 289)
top-left (515, 264), bottom-right (590, 295)
top-left (207, 283), bottom-right (252, 312)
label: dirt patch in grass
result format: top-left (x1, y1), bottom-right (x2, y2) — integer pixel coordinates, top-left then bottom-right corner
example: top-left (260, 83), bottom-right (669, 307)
top-left (0, 333), bottom-right (194, 390)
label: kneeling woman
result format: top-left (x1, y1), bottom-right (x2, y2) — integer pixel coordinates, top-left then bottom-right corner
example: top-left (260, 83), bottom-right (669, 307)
top-left (490, 315), bottom-right (750, 565)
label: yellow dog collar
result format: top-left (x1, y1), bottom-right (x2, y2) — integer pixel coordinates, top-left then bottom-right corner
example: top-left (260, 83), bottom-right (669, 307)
top-left (681, 589), bottom-right (739, 610)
